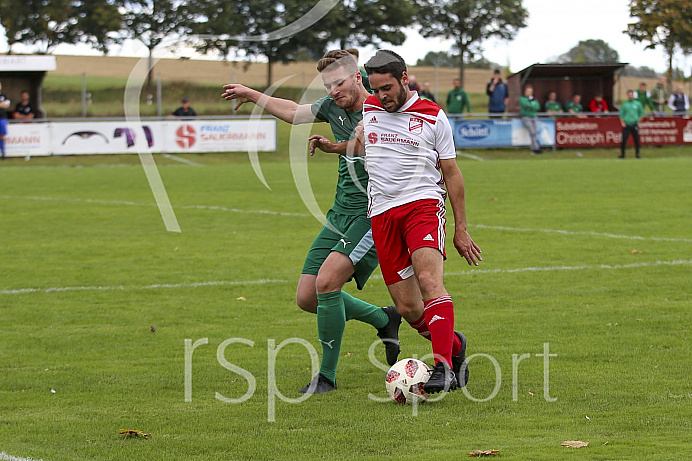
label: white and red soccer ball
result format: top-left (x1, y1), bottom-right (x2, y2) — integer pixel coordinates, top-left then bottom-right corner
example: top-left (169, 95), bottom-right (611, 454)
top-left (385, 358), bottom-right (432, 404)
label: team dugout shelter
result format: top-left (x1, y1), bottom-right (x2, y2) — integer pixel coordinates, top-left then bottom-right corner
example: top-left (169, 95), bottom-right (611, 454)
top-left (0, 55), bottom-right (56, 118)
top-left (506, 63), bottom-right (627, 113)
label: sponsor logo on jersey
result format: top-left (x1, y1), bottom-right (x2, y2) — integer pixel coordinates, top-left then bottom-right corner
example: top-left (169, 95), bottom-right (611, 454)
top-left (369, 116), bottom-right (378, 124)
top-left (409, 117), bottom-right (423, 134)
top-left (368, 132), bottom-right (378, 144)
top-left (338, 115), bottom-right (346, 125)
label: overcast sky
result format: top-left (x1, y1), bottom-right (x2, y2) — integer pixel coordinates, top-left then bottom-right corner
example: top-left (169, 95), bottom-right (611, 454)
top-left (379, 0), bottom-right (686, 73)
top-left (1, 0), bottom-right (687, 74)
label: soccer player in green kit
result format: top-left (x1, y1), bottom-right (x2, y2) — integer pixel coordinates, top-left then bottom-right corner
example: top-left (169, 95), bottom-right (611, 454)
top-left (222, 50), bottom-right (401, 394)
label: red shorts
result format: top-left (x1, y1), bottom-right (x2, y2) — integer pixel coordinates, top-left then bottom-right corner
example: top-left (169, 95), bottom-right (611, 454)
top-left (371, 199), bottom-right (447, 285)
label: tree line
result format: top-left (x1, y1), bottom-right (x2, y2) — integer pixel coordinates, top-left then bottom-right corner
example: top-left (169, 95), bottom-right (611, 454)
top-left (0, 0), bottom-right (690, 89)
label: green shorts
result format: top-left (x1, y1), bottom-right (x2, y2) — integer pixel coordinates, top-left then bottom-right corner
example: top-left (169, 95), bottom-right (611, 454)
top-left (301, 209), bottom-right (379, 290)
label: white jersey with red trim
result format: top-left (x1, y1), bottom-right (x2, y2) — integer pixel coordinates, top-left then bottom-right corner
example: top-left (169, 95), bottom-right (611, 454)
top-left (362, 92), bottom-right (456, 217)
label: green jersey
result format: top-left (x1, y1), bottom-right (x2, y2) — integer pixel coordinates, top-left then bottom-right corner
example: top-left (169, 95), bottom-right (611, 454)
top-left (520, 96), bottom-right (540, 117)
top-left (619, 99), bottom-right (644, 126)
top-left (446, 88), bottom-right (471, 114)
top-left (311, 96), bottom-right (369, 216)
top-left (359, 69), bottom-right (371, 93)
top-left (565, 100), bottom-right (583, 113)
top-left (544, 100), bottom-right (562, 112)
top-left (634, 89), bottom-right (655, 112)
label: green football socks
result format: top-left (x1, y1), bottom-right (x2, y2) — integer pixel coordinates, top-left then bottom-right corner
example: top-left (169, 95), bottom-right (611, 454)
top-left (342, 291), bottom-right (388, 329)
top-left (317, 291), bottom-right (389, 383)
top-left (317, 291), bottom-right (346, 383)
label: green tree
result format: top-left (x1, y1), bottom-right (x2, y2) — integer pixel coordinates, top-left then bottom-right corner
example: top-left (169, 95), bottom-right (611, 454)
top-left (121, 0), bottom-right (195, 90)
top-left (321, 0), bottom-right (416, 50)
top-left (193, 0), bottom-right (332, 87)
top-left (415, 0), bottom-right (527, 87)
top-left (0, 0), bottom-right (121, 54)
top-left (627, 0), bottom-right (692, 87)
top-left (556, 39), bottom-right (620, 63)
top-left (416, 51), bottom-right (458, 67)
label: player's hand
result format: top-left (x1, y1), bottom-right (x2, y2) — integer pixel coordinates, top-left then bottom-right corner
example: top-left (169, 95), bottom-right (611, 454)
top-left (308, 134), bottom-right (334, 156)
top-left (354, 121), bottom-right (364, 142)
top-left (454, 229), bottom-right (482, 266)
top-left (222, 83), bottom-right (252, 111)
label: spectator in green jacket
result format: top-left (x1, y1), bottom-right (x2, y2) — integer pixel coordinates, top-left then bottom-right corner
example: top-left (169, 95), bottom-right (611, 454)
top-left (520, 85), bottom-right (542, 154)
top-left (634, 82), bottom-right (655, 114)
top-left (619, 90), bottom-right (644, 159)
top-left (446, 78), bottom-right (471, 115)
top-left (544, 91), bottom-right (563, 115)
top-left (651, 76), bottom-right (667, 115)
top-left (446, 78), bottom-right (471, 142)
top-left (565, 93), bottom-right (585, 118)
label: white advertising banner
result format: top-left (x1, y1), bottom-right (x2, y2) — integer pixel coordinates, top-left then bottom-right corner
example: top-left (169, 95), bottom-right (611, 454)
top-left (50, 121), bottom-right (164, 155)
top-left (163, 119), bottom-right (277, 153)
top-left (4, 118), bottom-right (276, 156)
top-left (4, 123), bottom-right (52, 157)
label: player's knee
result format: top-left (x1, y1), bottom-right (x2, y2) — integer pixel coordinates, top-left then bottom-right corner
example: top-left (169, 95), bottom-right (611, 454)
top-left (393, 300), bottom-right (423, 322)
top-left (296, 292), bottom-right (317, 314)
top-left (416, 272), bottom-right (443, 299)
top-left (315, 273), bottom-right (342, 295)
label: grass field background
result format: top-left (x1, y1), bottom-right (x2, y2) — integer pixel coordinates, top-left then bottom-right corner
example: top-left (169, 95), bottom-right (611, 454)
top-left (1, 141), bottom-right (691, 460)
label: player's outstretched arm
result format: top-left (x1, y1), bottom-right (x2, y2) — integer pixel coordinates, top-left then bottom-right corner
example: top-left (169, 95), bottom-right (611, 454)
top-left (221, 83), bottom-right (316, 125)
top-left (440, 158), bottom-right (482, 266)
top-left (308, 136), bottom-right (363, 157)
top-left (307, 121), bottom-right (364, 157)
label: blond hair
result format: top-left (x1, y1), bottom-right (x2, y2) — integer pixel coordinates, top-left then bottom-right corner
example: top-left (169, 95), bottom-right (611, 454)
top-left (316, 50), bottom-right (358, 74)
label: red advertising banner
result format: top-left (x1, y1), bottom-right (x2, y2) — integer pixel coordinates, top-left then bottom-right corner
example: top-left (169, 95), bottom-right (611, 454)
top-left (555, 116), bottom-right (692, 147)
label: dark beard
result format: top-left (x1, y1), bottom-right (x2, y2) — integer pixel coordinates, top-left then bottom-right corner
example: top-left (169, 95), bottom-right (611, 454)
top-left (385, 81), bottom-right (408, 113)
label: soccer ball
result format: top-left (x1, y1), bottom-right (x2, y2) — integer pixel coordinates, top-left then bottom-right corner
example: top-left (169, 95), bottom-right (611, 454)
top-left (385, 358), bottom-right (432, 404)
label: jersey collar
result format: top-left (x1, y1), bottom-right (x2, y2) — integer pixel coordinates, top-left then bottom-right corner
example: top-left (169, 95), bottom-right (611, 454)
top-left (398, 91), bottom-right (419, 112)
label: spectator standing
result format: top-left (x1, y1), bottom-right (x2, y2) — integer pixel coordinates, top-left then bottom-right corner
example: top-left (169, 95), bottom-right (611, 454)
top-left (634, 82), bottom-right (655, 114)
top-left (619, 90), bottom-right (644, 159)
top-left (13, 90), bottom-right (35, 120)
top-left (171, 98), bottom-right (197, 117)
top-left (544, 91), bottom-right (563, 114)
top-left (407, 74), bottom-right (420, 93)
top-left (486, 69), bottom-right (508, 115)
top-left (446, 78), bottom-right (471, 114)
top-left (419, 81), bottom-right (436, 103)
top-left (668, 85), bottom-right (690, 115)
top-left (0, 81), bottom-right (9, 159)
top-left (520, 85), bottom-right (542, 154)
top-left (588, 94), bottom-right (609, 114)
top-left (651, 76), bottom-right (667, 114)
top-left (446, 78), bottom-right (471, 143)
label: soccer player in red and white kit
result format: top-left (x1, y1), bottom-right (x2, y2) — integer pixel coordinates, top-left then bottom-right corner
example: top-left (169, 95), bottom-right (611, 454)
top-left (362, 50), bottom-right (482, 393)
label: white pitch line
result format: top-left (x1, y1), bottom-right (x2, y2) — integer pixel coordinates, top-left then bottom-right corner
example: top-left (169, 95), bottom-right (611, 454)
top-left (0, 278), bottom-right (288, 295)
top-left (162, 153), bottom-right (203, 166)
top-left (469, 224), bottom-right (692, 244)
top-left (2, 195), bottom-right (691, 242)
top-left (3, 260), bottom-right (690, 296)
top-left (456, 151), bottom-right (487, 161)
top-left (0, 195), bottom-right (309, 217)
top-left (443, 259), bottom-right (692, 277)
top-left (0, 452), bottom-right (44, 461)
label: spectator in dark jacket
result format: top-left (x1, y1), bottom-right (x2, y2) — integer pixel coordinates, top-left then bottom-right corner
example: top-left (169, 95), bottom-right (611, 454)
top-left (486, 69), bottom-right (508, 116)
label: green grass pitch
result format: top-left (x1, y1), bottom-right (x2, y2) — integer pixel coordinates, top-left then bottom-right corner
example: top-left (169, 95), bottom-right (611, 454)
top-left (1, 145), bottom-right (691, 460)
